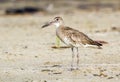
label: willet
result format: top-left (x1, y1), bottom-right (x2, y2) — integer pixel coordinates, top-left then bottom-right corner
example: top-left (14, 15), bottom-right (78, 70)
top-left (42, 17), bottom-right (104, 70)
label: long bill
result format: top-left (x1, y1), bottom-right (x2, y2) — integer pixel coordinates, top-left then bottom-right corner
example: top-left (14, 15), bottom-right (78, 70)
top-left (41, 21), bottom-right (54, 28)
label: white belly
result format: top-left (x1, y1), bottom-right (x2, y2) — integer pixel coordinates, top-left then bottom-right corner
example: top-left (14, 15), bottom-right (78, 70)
top-left (63, 37), bottom-right (71, 45)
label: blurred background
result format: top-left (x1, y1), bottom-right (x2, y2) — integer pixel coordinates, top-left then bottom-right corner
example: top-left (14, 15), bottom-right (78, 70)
top-left (0, 0), bottom-right (120, 15)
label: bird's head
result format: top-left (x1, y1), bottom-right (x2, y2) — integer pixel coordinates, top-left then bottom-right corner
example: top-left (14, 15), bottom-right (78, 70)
top-left (41, 16), bottom-right (64, 28)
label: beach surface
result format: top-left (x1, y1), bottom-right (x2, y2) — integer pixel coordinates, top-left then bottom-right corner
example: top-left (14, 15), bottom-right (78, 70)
top-left (0, 10), bottom-right (120, 82)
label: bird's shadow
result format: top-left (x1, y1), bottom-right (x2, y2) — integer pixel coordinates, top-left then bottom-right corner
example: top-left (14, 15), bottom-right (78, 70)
top-left (51, 46), bottom-right (71, 49)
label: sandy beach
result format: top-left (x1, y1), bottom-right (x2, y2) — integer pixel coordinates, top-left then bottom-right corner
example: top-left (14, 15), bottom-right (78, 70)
top-left (0, 9), bottom-right (120, 82)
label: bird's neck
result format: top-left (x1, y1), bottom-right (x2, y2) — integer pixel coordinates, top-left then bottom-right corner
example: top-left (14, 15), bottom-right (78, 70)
top-left (54, 22), bottom-right (64, 28)
top-left (56, 25), bottom-right (65, 30)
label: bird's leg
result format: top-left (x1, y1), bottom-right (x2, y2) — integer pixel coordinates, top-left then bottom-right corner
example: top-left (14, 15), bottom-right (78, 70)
top-left (76, 47), bottom-right (79, 70)
top-left (71, 47), bottom-right (75, 70)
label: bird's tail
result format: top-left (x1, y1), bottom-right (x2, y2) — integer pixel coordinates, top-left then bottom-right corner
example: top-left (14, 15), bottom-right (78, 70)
top-left (93, 41), bottom-right (103, 46)
top-left (93, 40), bottom-right (108, 49)
top-left (94, 40), bottom-right (108, 45)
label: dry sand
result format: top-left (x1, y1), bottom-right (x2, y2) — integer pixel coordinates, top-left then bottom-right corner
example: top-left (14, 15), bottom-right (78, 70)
top-left (0, 11), bottom-right (120, 82)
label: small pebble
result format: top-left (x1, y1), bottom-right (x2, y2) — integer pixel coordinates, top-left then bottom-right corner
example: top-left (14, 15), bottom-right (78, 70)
top-left (107, 76), bottom-right (114, 79)
top-left (53, 72), bottom-right (62, 74)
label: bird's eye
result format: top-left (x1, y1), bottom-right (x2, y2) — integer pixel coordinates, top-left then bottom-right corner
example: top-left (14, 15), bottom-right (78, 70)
top-left (56, 18), bottom-right (59, 21)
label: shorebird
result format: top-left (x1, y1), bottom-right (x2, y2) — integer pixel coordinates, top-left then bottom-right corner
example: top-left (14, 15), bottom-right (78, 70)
top-left (42, 17), bottom-right (103, 70)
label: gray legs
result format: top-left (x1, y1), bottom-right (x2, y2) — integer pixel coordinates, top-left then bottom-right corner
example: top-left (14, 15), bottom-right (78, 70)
top-left (71, 47), bottom-right (79, 70)
top-left (76, 47), bottom-right (79, 69)
top-left (71, 47), bottom-right (74, 69)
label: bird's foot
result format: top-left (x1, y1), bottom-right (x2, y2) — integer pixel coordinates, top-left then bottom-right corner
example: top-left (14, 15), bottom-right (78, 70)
top-left (76, 67), bottom-right (79, 70)
top-left (70, 68), bottom-right (75, 71)
top-left (67, 67), bottom-right (75, 71)
top-left (68, 66), bottom-right (79, 71)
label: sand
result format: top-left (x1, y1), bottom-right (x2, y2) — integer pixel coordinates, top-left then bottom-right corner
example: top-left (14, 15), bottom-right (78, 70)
top-left (0, 11), bottom-right (120, 82)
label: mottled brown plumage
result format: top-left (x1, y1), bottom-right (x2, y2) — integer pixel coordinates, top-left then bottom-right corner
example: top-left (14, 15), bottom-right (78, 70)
top-left (42, 16), bottom-right (103, 70)
top-left (56, 26), bottom-right (102, 48)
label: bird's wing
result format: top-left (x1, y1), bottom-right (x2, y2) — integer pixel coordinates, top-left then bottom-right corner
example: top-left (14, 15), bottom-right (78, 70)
top-left (64, 27), bottom-right (102, 46)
